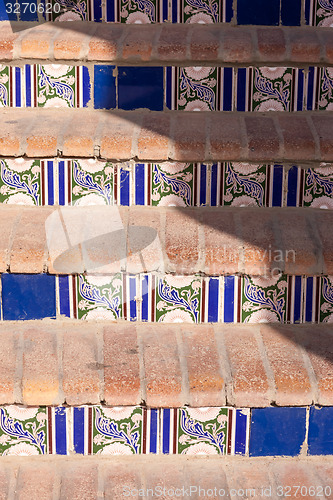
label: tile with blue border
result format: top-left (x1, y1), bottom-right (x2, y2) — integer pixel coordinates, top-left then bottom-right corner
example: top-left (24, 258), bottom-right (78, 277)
top-left (281, 0), bottom-right (301, 25)
top-left (94, 66), bottom-right (117, 110)
top-left (308, 407), bottom-right (333, 456)
top-left (118, 67), bottom-right (164, 111)
top-left (237, 0), bottom-right (279, 25)
top-left (249, 407), bottom-right (307, 457)
top-left (2, 274), bottom-right (56, 320)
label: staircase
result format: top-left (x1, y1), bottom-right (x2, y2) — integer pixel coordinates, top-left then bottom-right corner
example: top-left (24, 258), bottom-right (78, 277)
top-left (0, 0), bottom-right (333, 496)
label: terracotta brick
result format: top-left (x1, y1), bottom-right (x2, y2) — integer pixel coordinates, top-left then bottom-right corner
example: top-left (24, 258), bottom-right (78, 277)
top-left (137, 113), bottom-right (170, 160)
top-left (0, 205), bottom-right (21, 272)
top-left (100, 113), bottom-right (142, 160)
top-left (62, 113), bottom-right (100, 158)
top-left (272, 463), bottom-right (319, 499)
top-left (63, 327), bottom-right (100, 405)
top-left (209, 114), bottom-right (245, 161)
top-left (60, 465), bottom-right (98, 500)
top-left (140, 324), bottom-right (182, 407)
top-left (322, 29), bottom-right (333, 65)
top-left (190, 25), bottom-right (220, 62)
top-left (22, 327), bottom-right (60, 405)
top-left (88, 25), bottom-right (122, 61)
top-left (203, 208), bottom-right (241, 275)
top-left (17, 464), bottom-right (56, 500)
top-left (245, 116), bottom-right (280, 162)
top-left (289, 29), bottom-right (321, 63)
top-left (238, 209), bottom-right (279, 275)
top-left (148, 462), bottom-right (189, 498)
top-left (0, 27), bottom-right (17, 60)
top-left (103, 324), bottom-right (140, 405)
top-left (0, 327), bottom-right (18, 404)
top-left (315, 210), bottom-right (333, 274)
top-left (104, 463), bottom-right (142, 500)
top-left (0, 468), bottom-right (11, 500)
top-left (221, 27), bottom-right (253, 63)
top-left (276, 210), bottom-right (322, 275)
top-left (172, 114), bottom-right (206, 161)
top-left (223, 325), bottom-right (270, 407)
top-left (187, 459), bottom-right (229, 495)
top-left (53, 27), bottom-right (95, 60)
top-left (311, 115), bottom-right (333, 163)
top-left (0, 110), bottom-right (30, 157)
top-left (228, 462), bottom-right (271, 495)
top-left (26, 111), bottom-right (68, 157)
top-left (126, 206), bottom-right (163, 274)
top-left (257, 28), bottom-right (286, 60)
top-left (157, 24), bottom-right (188, 61)
top-left (181, 324), bottom-right (224, 406)
top-left (20, 25), bottom-right (56, 59)
top-left (122, 26), bottom-right (155, 61)
top-left (298, 325), bottom-right (333, 405)
top-left (260, 325), bottom-right (313, 406)
top-left (10, 207), bottom-right (52, 274)
top-left (165, 208), bottom-right (199, 274)
top-left (278, 115), bottom-right (317, 162)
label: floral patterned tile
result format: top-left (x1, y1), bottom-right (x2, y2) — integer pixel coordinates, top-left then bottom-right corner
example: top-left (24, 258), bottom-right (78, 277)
top-left (242, 274), bottom-right (288, 324)
top-left (251, 67), bottom-right (293, 112)
top-left (314, 0), bottom-right (333, 26)
top-left (45, 0), bottom-right (101, 21)
top-left (0, 158), bottom-right (42, 205)
top-left (303, 167), bottom-right (333, 209)
top-left (319, 276), bottom-right (333, 323)
top-left (0, 406), bottom-right (48, 456)
top-left (152, 163), bottom-right (194, 207)
top-left (156, 275), bottom-right (202, 324)
top-left (223, 162), bottom-right (268, 207)
top-left (71, 159), bottom-right (114, 206)
top-left (37, 65), bottom-right (90, 108)
top-left (77, 274), bottom-right (123, 320)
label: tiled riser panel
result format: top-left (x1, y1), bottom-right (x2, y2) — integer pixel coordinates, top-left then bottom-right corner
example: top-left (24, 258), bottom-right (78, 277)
top-left (2, 160), bottom-right (333, 209)
top-left (1, 273), bottom-right (333, 323)
top-left (0, 0), bottom-right (330, 26)
top-left (0, 406), bottom-right (332, 457)
top-left (2, 65), bottom-right (333, 112)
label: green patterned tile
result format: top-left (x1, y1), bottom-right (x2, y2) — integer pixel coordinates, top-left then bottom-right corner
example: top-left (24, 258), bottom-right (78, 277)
top-left (303, 167), bottom-right (333, 209)
top-left (252, 67), bottom-right (293, 112)
top-left (0, 65), bottom-right (9, 107)
top-left (178, 67), bottom-right (218, 111)
top-left (48, 0), bottom-right (89, 21)
top-left (242, 275), bottom-right (288, 323)
top-left (0, 159), bottom-right (41, 205)
top-left (317, 68), bottom-right (333, 110)
top-left (77, 274), bottom-right (123, 320)
top-left (320, 276), bottom-right (333, 323)
top-left (156, 275), bottom-right (202, 323)
top-left (93, 406), bottom-right (143, 455)
top-left (316, 0), bottom-right (333, 26)
top-left (178, 407), bottom-right (228, 455)
top-left (0, 406), bottom-right (47, 456)
top-left (223, 162), bottom-right (267, 207)
top-left (38, 65), bottom-right (76, 108)
top-left (72, 160), bottom-right (114, 206)
top-left (152, 163), bottom-right (193, 207)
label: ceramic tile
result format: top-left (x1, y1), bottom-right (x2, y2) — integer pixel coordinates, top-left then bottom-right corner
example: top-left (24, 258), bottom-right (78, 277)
top-left (37, 65), bottom-right (90, 108)
top-left (76, 274), bottom-right (123, 320)
top-left (170, 0), bottom-right (229, 23)
top-left (241, 275), bottom-right (288, 324)
top-left (251, 67), bottom-right (293, 112)
top-left (152, 163), bottom-right (194, 207)
top-left (118, 67), bottom-right (164, 111)
top-left (0, 406), bottom-right (48, 456)
top-left (303, 167), bottom-right (333, 209)
top-left (303, 276), bottom-right (321, 323)
top-left (94, 65), bottom-right (116, 110)
top-left (70, 159), bottom-right (114, 206)
top-left (316, 68), bottom-right (333, 110)
top-left (44, 0), bottom-right (102, 21)
top-left (2, 274), bottom-right (56, 321)
top-left (156, 275), bottom-right (202, 324)
top-left (319, 276), bottom-right (333, 323)
top-left (315, 0), bottom-right (333, 26)
top-left (178, 67), bottom-right (218, 111)
top-left (106, 0), bottom-right (168, 22)
top-left (281, 0), bottom-right (301, 25)
top-left (308, 407), bottom-right (333, 455)
top-left (0, 158), bottom-right (42, 205)
top-left (237, 0), bottom-right (280, 25)
top-left (223, 162), bottom-right (267, 207)
top-left (249, 407), bottom-right (307, 457)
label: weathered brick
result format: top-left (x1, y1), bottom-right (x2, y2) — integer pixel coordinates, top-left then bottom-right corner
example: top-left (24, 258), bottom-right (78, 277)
top-left (60, 464), bottom-right (98, 500)
top-left (257, 28), bottom-right (286, 60)
top-left (104, 463), bottom-right (142, 500)
top-left (208, 114), bottom-right (245, 161)
top-left (62, 112), bottom-right (100, 158)
top-left (189, 25), bottom-right (220, 61)
top-left (157, 24), bottom-right (188, 61)
top-left (278, 115), bottom-right (317, 162)
top-left (315, 210), bottom-right (333, 274)
top-left (137, 113), bottom-right (170, 160)
top-left (221, 27), bottom-right (253, 63)
top-left (245, 116), bottom-right (280, 161)
top-left (0, 205), bottom-right (21, 272)
top-left (122, 26), bottom-right (155, 61)
top-left (16, 464), bottom-right (57, 500)
top-left (289, 29), bottom-right (321, 63)
top-left (100, 113), bottom-right (142, 160)
top-left (172, 114), bottom-right (206, 161)
top-left (311, 115), bottom-right (333, 163)
top-left (88, 25), bottom-right (122, 61)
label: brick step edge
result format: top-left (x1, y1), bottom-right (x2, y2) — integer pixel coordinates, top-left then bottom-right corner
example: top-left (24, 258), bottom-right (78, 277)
top-left (1, 320), bottom-right (333, 407)
top-left (2, 22), bottom-right (333, 67)
top-left (1, 205), bottom-right (333, 276)
top-left (0, 455), bottom-right (333, 498)
top-left (1, 109), bottom-right (333, 164)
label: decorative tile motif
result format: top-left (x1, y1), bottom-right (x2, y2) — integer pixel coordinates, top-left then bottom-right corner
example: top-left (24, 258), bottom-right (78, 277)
top-left (303, 166), bottom-right (333, 208)
top-left (0, 159), bottom-right (41, 206)
top-left (106, 0), bottom-right (169, 22)
top-left (314, 0), bottom-right (333, 26)
top-left (77, 274), bottom-right (123, 320)
top-left (156, 275), bottom-right (202, 324)
top-left (0, 407), bottom-right (48, 456)
top-left (319, 276), bottom-right (333, 323)
top-left (37, 65), bottom-right (90, 108)
top-left (44, 0), bottom-right (102, 22)
top-left (152, 163), bottom-right (194, 206)
top-left (177, 67), bottom-right (218, 111)
top-left (70, 159), bottom-right (114, 206)
top-left (223, 163), bottom-right (268, 207)
top-left (251, 67), bottom-right (293, 112)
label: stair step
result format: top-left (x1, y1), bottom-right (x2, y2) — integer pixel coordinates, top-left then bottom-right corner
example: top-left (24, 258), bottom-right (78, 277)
top-left (0, 205), bottom-right (331, 276)
top-left (0, 320), bottom-right (332, 407)
top-left (0, 455), bottom-right (332, 497)
top-left (2, 22), bottom-right (333, 67)
top-left (0, 109), bottom-right (332, 164)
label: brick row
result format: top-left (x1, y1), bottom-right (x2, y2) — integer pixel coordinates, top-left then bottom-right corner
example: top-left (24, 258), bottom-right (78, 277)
top-left (0, 455), bottom-right (333, 499)
top-left (0, 320), bottom-right (332, 407)
top-left (1, 205), bottom-right (333, 276)
top-left (2, 21), bottom-right (333, 66)
top-left (1, 109), bottom-right (333, 164)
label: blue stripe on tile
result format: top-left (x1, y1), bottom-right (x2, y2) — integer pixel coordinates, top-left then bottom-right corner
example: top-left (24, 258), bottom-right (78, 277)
top-left (15, 67), bottom-right (21, 107)
top-left (234, 409), bottom-right (247, 455)
top-left (287, 166), bottom-right (298, 207)
top-left (225, 0), bottom-right (233, 22)
top-left (59, 161), bottom-right (65, 206)
top-left (281, 0), bottom-right (301, 25)
top-left (305, 0), bottom-right (311, 25)
top-left (162, 0), bottom-right (168, 21)
top-left (165, 67), bottom-right (173, 110)
top-left (59, 276), bottom-right (70, 318)
top-left (55, 408), bottom-right (67, 455)
top-left (135, 164), bottom-right (145, 205)
top-left (18, 0), bottom-right (38, 20)
top-left (142, 275), bottom-right (149, 321)
top-left (305, 277), bottom-right (314, 323)
top-left (47, 160), bottom-right (54, 206)
top-left (293, 276), bottom-right (302, 323)
top-left (106, 0), bottom-right (115, 21)
top-left (208, 278), bottom-right (219, 323)
top-left (200, 164), bottom-right (207, 205)
top-left (272, 165), bottom-right (283, 207)
top-left (162, 409), bottom-right (170, 454)
top-left (237, 68), bottom-right (246, 111)
top-left (224, 276), bottom-right (235, 323)
top-left (297, 69), bottom-right (305, 111)
top-left (73, 407), bottom-right (85, 455)
top-left (82, 66), bottom-right (91, 107)
top-left (25, 65), bottom-right (31, 107)
top-left (129, 276), bottom-right (136, 321)
top-left (211, 164), bottom-right (218, 206)
top-left (172, 0), bottom-right (178, 23)
top-left (308, 407), bottom-right (333, 456)
top-left (149, 409), bottom-right (158, 454)
top-left (307, 67), bottom-right (315, 110)
top-left (223, 68), bottom-right (233, 111)
top-left (93, 0), bottom-right (102, 21)
top-left (120, 168), bottom-right (130, 206)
